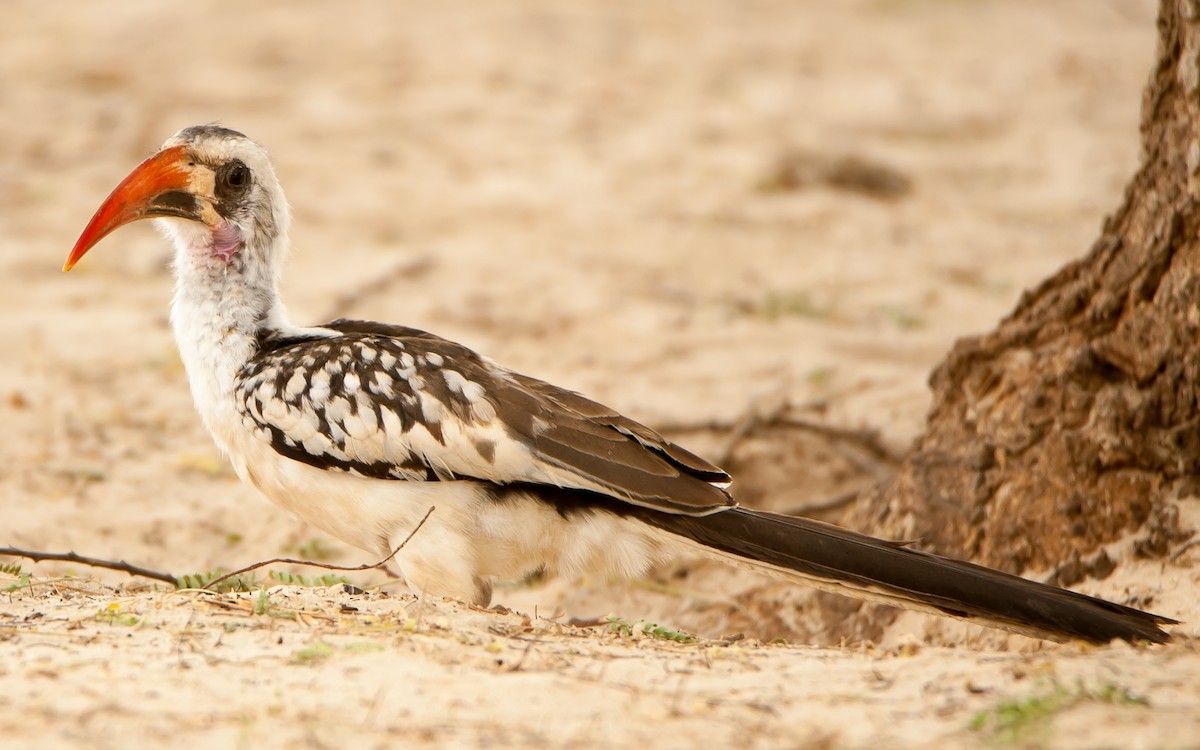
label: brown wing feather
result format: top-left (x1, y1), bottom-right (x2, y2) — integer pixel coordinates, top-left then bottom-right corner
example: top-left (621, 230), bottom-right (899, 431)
top-left (508, 373), bottom-right (731, 484)
top-left (309, 319), bottom-right (734, 514)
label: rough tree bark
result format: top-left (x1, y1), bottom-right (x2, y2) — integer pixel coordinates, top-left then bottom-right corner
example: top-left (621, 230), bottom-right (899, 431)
top-left (835, 0), bottom-right (1198, 636)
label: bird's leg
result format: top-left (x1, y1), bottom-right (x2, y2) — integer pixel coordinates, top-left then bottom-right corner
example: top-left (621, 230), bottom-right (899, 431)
top-left (386, 523), bottom-right (493, 606)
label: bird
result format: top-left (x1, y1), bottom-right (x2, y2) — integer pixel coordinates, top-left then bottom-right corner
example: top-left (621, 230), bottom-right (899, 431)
top-left (64, 124), bottom-right (1175, 645)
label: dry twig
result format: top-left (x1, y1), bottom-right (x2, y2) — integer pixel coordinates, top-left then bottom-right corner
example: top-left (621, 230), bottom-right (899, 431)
top-left (203, 505), bottom-right (435, 591)
top-left (0, 546), bottom-right (177, 585)
top-left (0, 506), bottom-right (436, 592)
top-left (656, 400), bottom-right (898, 474)
top-left (320, 255), bottom-right (433, 321)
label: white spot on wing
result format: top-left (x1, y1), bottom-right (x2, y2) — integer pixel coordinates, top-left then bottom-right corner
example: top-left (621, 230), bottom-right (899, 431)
top-left (370, 371), bottom-right (394, 397)
top-left (308, 368), bottom-right (331, 404)
top-left (443, 370), bottom-right (493, 420)
top-left (340, 413), bottom-right (368, 441)
top-left (285, 371), bottom-right (307, 398)
top-left (443, 370), bottom-right (468, 394)
top-left (292, 409), bottom-right (319, 441)
top-left (353, 396), bottom-right (379, 433)
top-left (260, 396), bottom-right (284, 420)
top-left (380, 409), bottom-right (413, 464)
top-left (418, 390), bottom-right (446, 425)
top-left (325, 396), bottom-right (351, 424)
top-left (301, 434), bottom-right (325, 455)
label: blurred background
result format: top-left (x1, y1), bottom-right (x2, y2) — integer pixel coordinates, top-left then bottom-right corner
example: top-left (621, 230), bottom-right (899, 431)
top-left (0, 0), bottom-right (1157, 640)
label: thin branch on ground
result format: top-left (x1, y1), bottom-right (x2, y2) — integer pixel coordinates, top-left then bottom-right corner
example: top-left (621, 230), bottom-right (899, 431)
top-left (1169, 536), bottom-right (1200, 563)
top-left (202, 505), bottom-right (435, 591)
top-left (655, 399), bottom-right (899, 471)
top-left (714, 397), bottom-right (793, 467)
top-left (0, 547), bottom-right (178, 585)
top-left (320, 255), bottom-right (433, 321)
top-left (0, 505), bottom-right (436, 592)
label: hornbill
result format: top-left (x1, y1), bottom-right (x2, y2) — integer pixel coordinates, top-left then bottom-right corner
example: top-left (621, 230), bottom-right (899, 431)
top-left (64, 125), bottom-right (1176, 644)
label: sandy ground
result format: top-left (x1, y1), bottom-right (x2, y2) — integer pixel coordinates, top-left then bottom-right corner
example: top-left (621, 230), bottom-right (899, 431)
top-left (2, 0), bottom-right (1197, 747)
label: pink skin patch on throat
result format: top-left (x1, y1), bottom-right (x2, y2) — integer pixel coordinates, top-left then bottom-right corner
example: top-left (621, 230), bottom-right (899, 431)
top-left (210, 221), bottom-right (243, 264)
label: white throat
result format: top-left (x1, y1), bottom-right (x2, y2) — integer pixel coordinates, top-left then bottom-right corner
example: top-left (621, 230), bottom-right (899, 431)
top-left (163, 219), bottom-right (286, 449)
top-left (160, 217), bottom-right (336, 460)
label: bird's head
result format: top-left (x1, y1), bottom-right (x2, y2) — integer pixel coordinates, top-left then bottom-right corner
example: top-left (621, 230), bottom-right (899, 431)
top-left (65, 125), bottom-right (290, 273)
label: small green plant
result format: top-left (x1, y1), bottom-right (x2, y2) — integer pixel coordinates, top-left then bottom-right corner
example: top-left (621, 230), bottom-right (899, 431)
top-left (970, 685), bottom-right (1067, 744)
top-left (877, 304), bottom-right (924, 330)
top-left (61, 467), bottom-right (107, 482)
top-left (606, 616), bottom-right (699, 644)
top-left (291, 641), bottom-right (336, 665)
top-left (806, 366), bottom-right (835, 389)
top-left (737, 290), bottom-right (831, 322)
top-left (289, 641), bottom-right (382, 666)
top-left (3, 573), bottom-right (32, 592)
top-left (642, 622), bottom-right (700, 644)
top-left (175, 570), bottom-right (258, 593)
top-left (95, 602), bottom-right (140, 627)
top-left (268, 571), bottom-right (351, 588)
top-left (341, 642), bottom-right (385, 655)
top-left (249, 588), bottom-right (297, 620)
top-left (295, 538), bottom-right (340, 561)
top-left (970, 680), bottom-right (1148, 745)
top-left (177, 569), bottom-right (351, 592)
top-left (253, 588), bottom-right (273, 615)
top-left (0, 562), bottom-right (22, 577)
top-left (1090, 682), bottom-right (1150, 706)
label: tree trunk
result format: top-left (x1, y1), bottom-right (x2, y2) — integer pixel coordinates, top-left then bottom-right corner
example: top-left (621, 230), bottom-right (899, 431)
top-left (839, 0), bottom-right (1197, 635)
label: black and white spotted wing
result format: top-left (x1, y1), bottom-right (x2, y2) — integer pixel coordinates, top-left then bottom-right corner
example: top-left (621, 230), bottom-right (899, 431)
top-left (235, 319), bottom-right (734, 515)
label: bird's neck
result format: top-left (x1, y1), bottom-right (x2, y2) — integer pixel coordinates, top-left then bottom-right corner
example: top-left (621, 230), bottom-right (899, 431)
top-left (167, 223), bottom-right (289, 440)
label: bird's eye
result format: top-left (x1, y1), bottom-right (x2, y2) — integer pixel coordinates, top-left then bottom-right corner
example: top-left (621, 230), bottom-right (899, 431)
top-left (222, 161), bottom-right (251, 190)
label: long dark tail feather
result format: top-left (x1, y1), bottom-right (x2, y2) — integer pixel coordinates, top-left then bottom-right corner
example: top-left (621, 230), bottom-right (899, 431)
top-left (640, 506), bottom-right (1176, 644)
